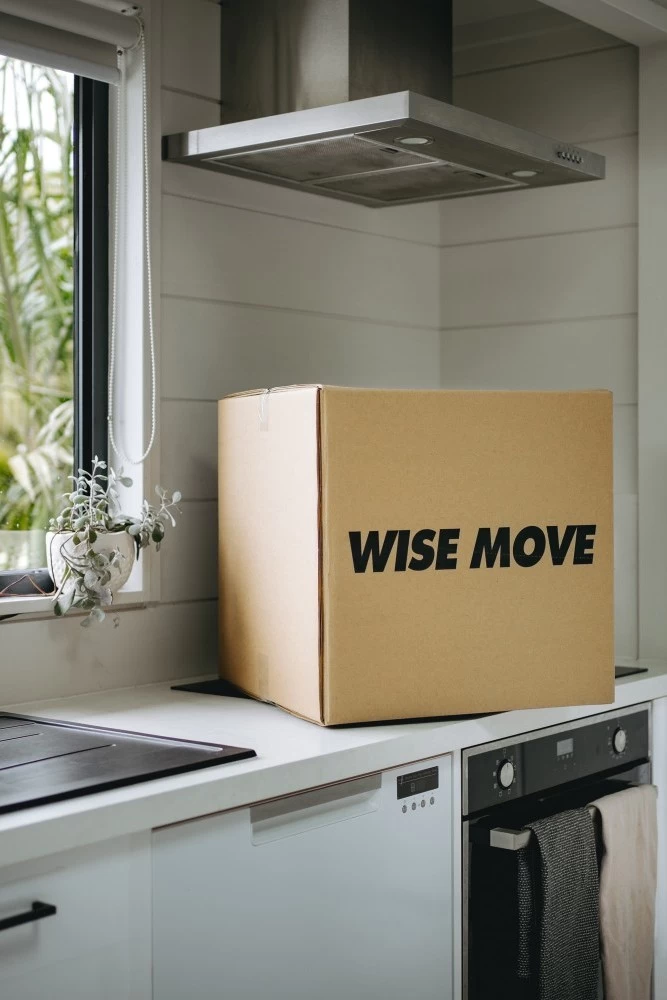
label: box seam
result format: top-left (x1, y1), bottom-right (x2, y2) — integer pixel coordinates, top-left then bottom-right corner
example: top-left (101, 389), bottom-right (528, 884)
top-left (317, 388), bottom-right (326, 725)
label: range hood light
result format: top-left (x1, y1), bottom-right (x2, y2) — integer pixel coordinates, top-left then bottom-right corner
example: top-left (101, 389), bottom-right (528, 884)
top-left (510, 169), bottom-right (540, 179)
top-left (395, 136), bottom-right (433, 146)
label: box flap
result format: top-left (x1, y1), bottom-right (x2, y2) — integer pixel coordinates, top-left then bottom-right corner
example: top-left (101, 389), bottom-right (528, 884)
top-left (218, 386), bottom-right (323, 721)
top-left (222, 385), bottom-right (323, 400)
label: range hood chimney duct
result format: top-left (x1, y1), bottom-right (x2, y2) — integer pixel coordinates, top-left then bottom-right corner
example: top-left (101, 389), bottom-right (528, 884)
top-left (163, 0), bottom-right (605, 207)
top-left (220, 0), bottom-right (453, 123)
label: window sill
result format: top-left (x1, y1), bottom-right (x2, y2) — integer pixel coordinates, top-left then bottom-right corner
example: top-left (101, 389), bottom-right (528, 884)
top-left (0, 594), bottom-right (54, 619)
top-left (0, 589), bottom-right (148, 622)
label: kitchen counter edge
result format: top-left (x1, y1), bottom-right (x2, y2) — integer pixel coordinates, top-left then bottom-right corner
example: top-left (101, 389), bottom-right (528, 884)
top-left (0, 658), bottom-right (664, 871)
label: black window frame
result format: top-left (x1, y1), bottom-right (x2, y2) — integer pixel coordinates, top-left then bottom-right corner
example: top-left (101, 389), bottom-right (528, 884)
top-left (0, 73), bottom-right (109, 602)
top-left (73, 76), bottom-right (110, 475)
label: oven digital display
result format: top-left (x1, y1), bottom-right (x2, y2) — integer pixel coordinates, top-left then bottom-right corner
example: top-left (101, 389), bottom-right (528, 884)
top-left (557, 737), bottom-right (574, 757)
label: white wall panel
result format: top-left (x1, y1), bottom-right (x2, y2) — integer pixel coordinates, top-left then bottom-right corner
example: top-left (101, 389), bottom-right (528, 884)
top-left (614, 405), bottom-right (638, 496)
top-left (3, 0), bottom-right (641, 701)
top-left (454, 45), bottom-right (638, 143)
top-left (161, 400), bottom-right (218, 500)
top-left (443, 33), bottom-right (639, 662)
top-left (162, 195), bottom-right (440, 327)
top-left (439, 317), bottom-right (636, 403)
top-left (637, 43), bottom-right (667, 658)
top-left (440, 227), bottom-right (636, 328)
top-left (161, 298), bottom-right (441, 401)
top-left (454, 0), bottom-right (550, 25)
top-left (162, 90), bottom-right (220, 135)
top-left (453, 9), bottom-right (620, 77)
top-left (440, 136), bottom-right (637, 245)
top-left (1, 601), bottom-right (217, 705)
top-left (161, 0), bottom-right (220, 100)
top-left (162, 163), bottom-right (441, 246)
top-left (614, 494), bottom-right (638, 659)
top-left (160, 501), bottom-right (217, 603)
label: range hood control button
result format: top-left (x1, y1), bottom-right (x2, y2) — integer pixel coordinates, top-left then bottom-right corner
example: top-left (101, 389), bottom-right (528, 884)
top-left (612, 727), bottom-right (627, 754)
top-left (497, 760), bottom-right (515, 790)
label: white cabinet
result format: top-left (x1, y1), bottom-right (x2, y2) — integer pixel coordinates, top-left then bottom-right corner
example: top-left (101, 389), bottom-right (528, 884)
top-left (153, 754), bottom-right (453, 1000)
top-left (653, 697), bottom-right (667, 1000)
top-left (0, 834), bottom-right (151, 1000)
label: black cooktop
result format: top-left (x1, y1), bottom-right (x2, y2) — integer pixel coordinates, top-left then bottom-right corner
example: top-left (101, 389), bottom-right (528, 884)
top-left (0, 714), bottom-right (255, 814)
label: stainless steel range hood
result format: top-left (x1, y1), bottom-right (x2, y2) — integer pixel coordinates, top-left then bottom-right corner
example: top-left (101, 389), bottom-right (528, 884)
top-left (163, 0), bottom-right (605, 207)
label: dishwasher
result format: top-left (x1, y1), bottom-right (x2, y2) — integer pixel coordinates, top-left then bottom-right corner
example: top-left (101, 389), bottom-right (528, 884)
top-left (153, 753), bottom-right (453, 1000)
top-left (462, 703), bottom-right (652, 1000)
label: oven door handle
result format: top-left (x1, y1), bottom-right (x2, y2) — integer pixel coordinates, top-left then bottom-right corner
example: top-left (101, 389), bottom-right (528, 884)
top-left (477, 805), bottom-right (599, 852)
top-left (486, 827), bottom-right (532, 851)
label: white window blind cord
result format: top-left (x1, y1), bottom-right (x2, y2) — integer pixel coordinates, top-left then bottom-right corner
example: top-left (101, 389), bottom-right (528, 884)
top-left (107, 15), bottom-right (157, 467)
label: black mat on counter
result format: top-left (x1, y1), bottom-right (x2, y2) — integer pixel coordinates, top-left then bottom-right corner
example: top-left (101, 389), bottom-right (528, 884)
top-left (172, 679), bottom-right (251, 698)
top-left (615, 666), bottom-right (649, 678)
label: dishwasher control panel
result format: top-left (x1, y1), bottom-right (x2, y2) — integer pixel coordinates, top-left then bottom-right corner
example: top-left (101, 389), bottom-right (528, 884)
top-left (397, 765), bottom-right (440, 814)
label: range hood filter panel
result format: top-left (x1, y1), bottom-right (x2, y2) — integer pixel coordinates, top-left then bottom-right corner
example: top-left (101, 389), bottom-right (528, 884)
top-left (316, 160), bottom-right (520, 203)
top-left (207, 134), bottom-right (428, 184)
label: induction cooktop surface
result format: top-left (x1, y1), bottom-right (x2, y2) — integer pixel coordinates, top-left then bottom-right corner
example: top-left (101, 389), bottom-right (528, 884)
top-left (0, 714), bottom-right (255, 814)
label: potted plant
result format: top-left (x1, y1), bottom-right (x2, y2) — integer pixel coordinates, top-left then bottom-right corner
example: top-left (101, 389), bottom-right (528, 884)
top-left (47, 456), bottom-right (181, 626)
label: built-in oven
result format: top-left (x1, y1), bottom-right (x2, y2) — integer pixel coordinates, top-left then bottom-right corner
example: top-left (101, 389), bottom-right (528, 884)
top-left (462, 703), bottom-right (652, 1000)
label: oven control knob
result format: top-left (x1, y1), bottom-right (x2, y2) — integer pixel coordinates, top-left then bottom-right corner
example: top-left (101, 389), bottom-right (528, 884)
top-left (612, 727), bottom-right (627, 754)
top-left (497, 759), bottom-right (515, 790)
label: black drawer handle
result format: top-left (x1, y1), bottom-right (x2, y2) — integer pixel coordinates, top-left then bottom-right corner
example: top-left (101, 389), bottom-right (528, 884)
top-left (0, 901), bottom-right (57, 933)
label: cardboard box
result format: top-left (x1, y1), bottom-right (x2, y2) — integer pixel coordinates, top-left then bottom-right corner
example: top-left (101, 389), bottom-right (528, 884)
top-left (218, 387), bottom-right (614, 725)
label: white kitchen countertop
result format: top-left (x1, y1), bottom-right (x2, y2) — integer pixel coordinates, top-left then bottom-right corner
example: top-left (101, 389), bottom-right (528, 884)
top-left (0, 658), bottom-right (666, 870)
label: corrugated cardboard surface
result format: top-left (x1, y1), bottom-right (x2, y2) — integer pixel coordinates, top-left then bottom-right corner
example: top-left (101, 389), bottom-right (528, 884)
top-left (320, 388), bottom-right (613, 723)
top-left (218, 388), bottom-right (323, 722)
top-left (219, 386), bottom-right (614, 725)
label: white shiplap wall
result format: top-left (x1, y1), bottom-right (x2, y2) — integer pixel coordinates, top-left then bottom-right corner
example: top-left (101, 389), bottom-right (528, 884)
top-left (0, 1), bottom-right (638, 704)
top-left (1, 0), bottom-right (441, 704)
top-left (442, 36), bottom-right (639, 657)
top-left (159, 0), bottom-right (441, 612)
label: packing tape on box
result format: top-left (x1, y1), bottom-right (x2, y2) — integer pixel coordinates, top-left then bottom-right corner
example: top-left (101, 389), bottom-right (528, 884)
top-left (258, 389), bottom-right (270, 431)
top-left (257, 651), bottom-right (270, 700)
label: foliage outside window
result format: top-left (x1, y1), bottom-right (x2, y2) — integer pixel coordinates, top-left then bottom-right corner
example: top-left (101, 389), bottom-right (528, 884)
top-left (0, 57), bottom-right (74, 573)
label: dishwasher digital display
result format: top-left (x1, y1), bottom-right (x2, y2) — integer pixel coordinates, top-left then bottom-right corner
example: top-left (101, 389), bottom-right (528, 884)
top-left (397, 766), bottom-right (439, 799)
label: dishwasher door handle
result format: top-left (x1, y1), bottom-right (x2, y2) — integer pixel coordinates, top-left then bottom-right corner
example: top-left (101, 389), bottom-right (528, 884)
top-left (250, 773), bottom-right (382, 845)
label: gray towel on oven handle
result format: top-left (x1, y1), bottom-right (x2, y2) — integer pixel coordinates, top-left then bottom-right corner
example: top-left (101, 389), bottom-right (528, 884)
top-left (516, 846), bottom-right (533, 980)
top-left (525, 807), bottom-right (600, 1000)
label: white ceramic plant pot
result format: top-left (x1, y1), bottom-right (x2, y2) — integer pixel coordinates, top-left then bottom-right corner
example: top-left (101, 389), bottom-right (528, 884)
top-left (46, 530), bottom-right (136, 594)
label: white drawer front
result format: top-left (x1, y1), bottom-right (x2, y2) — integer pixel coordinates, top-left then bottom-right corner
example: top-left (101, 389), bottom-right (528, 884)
top-left (0, 834), bottom-right (151, 1000)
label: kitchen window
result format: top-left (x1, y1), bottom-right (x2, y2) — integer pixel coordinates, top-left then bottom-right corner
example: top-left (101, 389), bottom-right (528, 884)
top-left (0, 1), bottom-right (157, 617)
top-left (0, 58), bottom-right (108, 598)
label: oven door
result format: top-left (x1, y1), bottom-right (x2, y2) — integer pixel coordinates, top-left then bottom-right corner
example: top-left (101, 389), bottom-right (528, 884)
top-left (463, 762), bottom-right (651, 1000)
